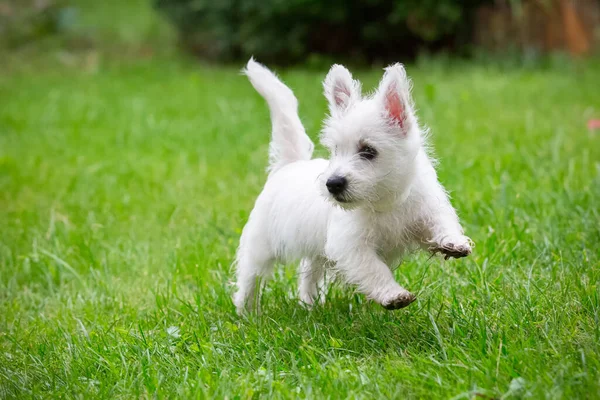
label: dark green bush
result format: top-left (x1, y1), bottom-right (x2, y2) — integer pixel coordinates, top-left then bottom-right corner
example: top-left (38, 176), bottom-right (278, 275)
top-left (154, 0), bottom-right (489, 64)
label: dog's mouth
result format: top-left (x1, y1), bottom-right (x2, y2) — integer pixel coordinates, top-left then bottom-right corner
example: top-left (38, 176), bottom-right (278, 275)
top-left (333, 194), bottom-right (349, 203)
top-left (332, 193), bottom-right (359, 208)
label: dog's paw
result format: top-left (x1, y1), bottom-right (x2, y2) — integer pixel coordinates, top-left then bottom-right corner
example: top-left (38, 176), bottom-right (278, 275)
top-left (298, 293), bottom-right (316, 310)
top-left (382, 291), bottom-right (416, 310)
top-left (430, 235), bottom-right (472, 260)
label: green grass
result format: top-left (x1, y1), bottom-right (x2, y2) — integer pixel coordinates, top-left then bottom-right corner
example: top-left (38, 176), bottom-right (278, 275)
top-left (1, 54), bottom-right (600, 399)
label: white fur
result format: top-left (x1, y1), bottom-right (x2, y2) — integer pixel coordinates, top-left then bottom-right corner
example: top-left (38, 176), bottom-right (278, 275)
top-left (244, 57), bottom-right (314, 173)
top-left (233, 59), bottom-right (472, 314)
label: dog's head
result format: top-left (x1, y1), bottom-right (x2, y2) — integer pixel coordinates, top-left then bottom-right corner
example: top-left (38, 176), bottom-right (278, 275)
top-left (319, 64), bottom-right (423, 209)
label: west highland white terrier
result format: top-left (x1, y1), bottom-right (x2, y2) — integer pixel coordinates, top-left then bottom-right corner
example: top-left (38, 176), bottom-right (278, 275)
top-left (233, 59), bottom-right (472, 314)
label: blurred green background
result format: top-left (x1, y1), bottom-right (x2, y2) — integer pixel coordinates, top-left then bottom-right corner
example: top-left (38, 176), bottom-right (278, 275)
top-left (1, 0), bottom-right (600, 398)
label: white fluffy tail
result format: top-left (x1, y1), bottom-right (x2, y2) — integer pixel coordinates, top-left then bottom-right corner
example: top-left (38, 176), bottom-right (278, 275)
top-left (244, 58), bottom-right (314, 173)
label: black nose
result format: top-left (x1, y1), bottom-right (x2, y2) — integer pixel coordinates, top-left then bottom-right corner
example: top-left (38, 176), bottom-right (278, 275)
top-left (326, 176), bottom-right (348, 195)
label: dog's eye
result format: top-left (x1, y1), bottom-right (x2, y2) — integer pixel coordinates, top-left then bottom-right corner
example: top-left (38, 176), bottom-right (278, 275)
top-left (358, 145), bottom-right (378, 161)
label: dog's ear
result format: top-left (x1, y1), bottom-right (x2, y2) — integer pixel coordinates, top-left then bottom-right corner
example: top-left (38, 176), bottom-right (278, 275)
top-left (323, 65), bottom-right (361, 116)
top-left (376, 64), bottom-right (414, 135)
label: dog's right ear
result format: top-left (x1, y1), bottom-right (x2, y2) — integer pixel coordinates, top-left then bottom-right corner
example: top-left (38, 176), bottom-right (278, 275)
top-left (323, 65), bottom-right (361, 116)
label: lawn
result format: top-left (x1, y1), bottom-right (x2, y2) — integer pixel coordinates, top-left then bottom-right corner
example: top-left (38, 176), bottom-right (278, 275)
top-left (1, 53), bottom-right (599, 398)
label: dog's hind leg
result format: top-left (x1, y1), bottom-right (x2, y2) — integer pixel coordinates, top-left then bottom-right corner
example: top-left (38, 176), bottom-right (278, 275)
top-left (233, 255), bottom-right (274, 315)
top-left (298, 257), bottom-right (327, 307)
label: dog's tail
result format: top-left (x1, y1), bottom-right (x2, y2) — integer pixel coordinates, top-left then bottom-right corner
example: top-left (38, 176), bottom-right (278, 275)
top-left (244, 58), bottom-right (314, 174)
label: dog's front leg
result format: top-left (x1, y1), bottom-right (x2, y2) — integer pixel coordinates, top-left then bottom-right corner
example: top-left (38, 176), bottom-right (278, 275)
top-left (331, 246), bottom-right (415, 309)
top-left (420, 185), bottom-right (472, 259)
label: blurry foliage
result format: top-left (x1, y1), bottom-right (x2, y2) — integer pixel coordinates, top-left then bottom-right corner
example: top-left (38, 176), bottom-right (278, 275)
top-left (0, 0), bottom-right (175, 55)
top-left (154, 0), bottom-right (490, 64)
top-left (0, 0), bottom-right (78, 48)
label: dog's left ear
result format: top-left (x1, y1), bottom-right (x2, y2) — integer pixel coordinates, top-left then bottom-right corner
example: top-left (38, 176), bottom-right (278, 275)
top-left (323, 65), bottom-right (361, 116)
top-left (376, 64), bottom-right (414, 135)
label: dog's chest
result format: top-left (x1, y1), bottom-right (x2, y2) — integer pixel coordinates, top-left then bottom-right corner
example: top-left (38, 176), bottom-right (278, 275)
top-left (370, 212), bottom-right (416, 256)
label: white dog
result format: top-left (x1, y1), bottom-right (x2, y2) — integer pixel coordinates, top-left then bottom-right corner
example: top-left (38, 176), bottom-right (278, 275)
top-left (233, 59), bottom-right (472, 314)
